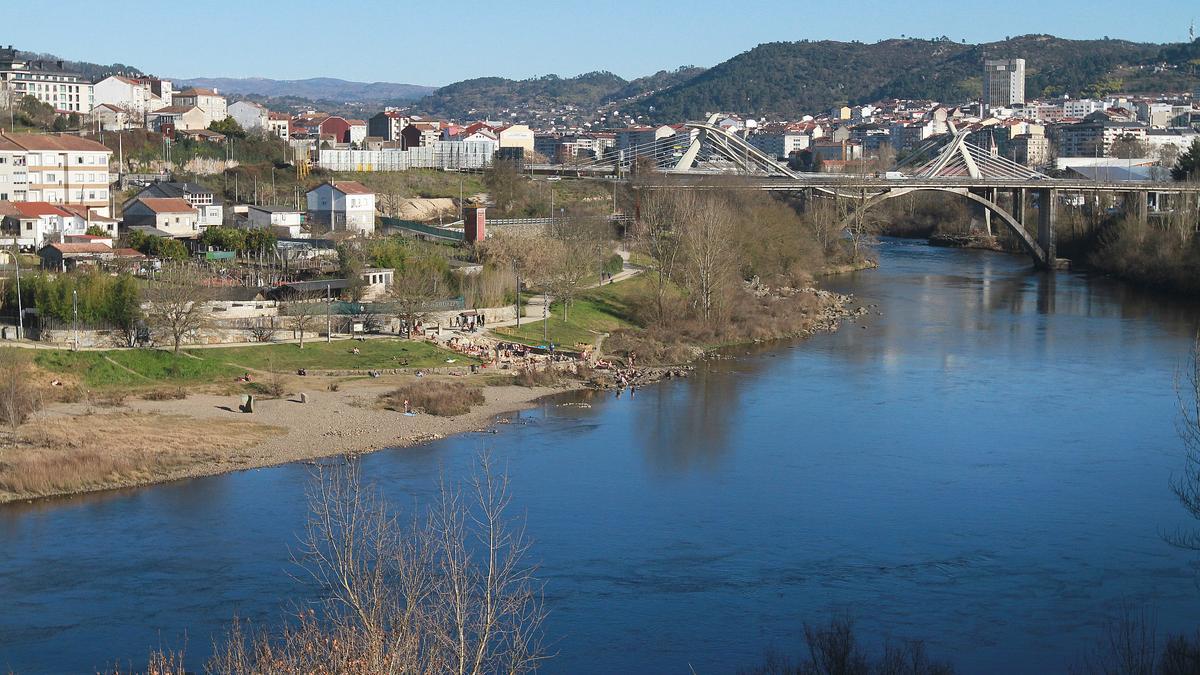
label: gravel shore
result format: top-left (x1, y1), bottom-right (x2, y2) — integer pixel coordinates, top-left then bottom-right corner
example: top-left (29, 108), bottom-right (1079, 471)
top-left (3, 375), bottom-right (576, 504)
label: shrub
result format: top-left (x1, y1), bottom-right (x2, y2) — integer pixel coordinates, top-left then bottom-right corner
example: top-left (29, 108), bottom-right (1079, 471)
top-left (0, 350), bottom-right (41, 435)
top-left (514, 366), bottom-right (561, 387)
top-left (604, 254), bottom-right (624, 275)
top-left (379, 381), bottom-right (484, 416)
top-left (94, 391), bottom-right (129, 408)
top-left (140, 387), bottom-right (187, 401)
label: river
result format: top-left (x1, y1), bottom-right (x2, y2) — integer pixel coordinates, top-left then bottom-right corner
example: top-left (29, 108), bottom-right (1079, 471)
top-left (2, 238), bottom-right (1200, 673)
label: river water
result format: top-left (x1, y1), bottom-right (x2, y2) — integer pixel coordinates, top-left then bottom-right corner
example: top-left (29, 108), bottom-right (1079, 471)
top-left (3, 238), bottom-right (1200, 673)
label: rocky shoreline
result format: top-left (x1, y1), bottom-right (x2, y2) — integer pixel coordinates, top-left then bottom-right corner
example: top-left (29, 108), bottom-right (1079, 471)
top-left (3, 283), bottom-right (865, 505)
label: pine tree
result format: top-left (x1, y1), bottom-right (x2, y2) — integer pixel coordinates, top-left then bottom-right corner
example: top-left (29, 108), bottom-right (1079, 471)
top-left (1173, 138), bottom-right (1200, 182)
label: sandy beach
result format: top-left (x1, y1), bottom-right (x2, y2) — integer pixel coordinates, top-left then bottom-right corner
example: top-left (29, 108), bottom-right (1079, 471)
top-left (0, 374), bottom-right (578, 504)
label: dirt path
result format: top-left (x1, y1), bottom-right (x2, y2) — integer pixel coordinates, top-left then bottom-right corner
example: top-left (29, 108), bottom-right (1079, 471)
top-left (100, 354), bottom-right (151, 381)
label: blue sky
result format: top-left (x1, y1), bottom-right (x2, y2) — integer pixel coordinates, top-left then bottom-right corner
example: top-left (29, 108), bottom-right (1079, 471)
top-left (6, 0), bottom-right (1196, 85)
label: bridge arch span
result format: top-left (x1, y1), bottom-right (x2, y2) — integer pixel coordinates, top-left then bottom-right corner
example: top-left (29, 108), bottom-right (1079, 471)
top-left (838, 187), bottom-right (1048, 268)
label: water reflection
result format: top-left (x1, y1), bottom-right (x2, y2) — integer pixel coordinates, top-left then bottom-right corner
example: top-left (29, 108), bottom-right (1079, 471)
top-left (2, 238), bottom-right (1200, 675)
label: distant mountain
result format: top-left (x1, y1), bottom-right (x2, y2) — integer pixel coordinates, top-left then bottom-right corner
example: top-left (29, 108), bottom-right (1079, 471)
top-left (176, 77), bottom-right (436, 104)
top-left (410, 67), bottom-right (704, 120)
top-left (631, 35), bottom-right (1200, 121)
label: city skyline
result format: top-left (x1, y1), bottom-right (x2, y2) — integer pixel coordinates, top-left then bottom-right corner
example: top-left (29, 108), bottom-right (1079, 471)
top-left (6, 0), bottom-right (1196, 86)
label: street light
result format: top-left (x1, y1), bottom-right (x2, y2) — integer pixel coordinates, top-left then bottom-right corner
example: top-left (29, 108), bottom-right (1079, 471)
top-left (72, 288), bottom-right (79, 351)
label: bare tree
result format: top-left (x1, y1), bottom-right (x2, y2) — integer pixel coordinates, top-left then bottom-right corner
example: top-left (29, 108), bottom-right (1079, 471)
top-left (846, 187), bottom-right (879, 261)
top-left (207, 456), bottom-right (548, 674)
top-left (282, 301), bottom-right (320, 348)
top-left (1172, 335), bottom-right (1200, 552)
top-left (390, 265), bottom-right (441, 337)
top-left (0, 349), bottom-right (40, 444)
top-left (636, 188), bottom-right (689, 324)
top-left (678, 192), bottom-right (739, 323)
top-left (544, 217), bottom-right (608, 322)
top-left (143, 263), bottom-right (212, 354)
top-left (246, 317), bottom-right (277, 343)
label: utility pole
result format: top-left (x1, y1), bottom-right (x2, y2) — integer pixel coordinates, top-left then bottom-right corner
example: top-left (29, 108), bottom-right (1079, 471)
top-left (12, 246), bottom-right (22, 340)
top-left (72, 289), bottom-right (79, 351)
top-left (326, 283), bottom-right (332, 342)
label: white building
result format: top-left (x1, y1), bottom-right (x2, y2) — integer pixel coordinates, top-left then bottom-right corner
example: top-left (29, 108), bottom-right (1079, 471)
top-left (267, 112), bottom-right (290, 140)
top-left (123, 197), bottom-right (200, 237)
top-left (0, 46), bottom-right (92, 113)
top-left (228, 100), bottom-right (269, 132)
top-left (246, 204), bottom-right (304, 230)
top-left (92, 75), bottom-right (172, 125)
top-left (1, 202), bottom-right (79, 247)
top-left (90, 103), bottom-right (131, 131)
top-left (173, 87), bottom-right (227, 126)
top-left (1063, 99), bottom-right (1105, 119)
top-left (0, 132), bottom-right (112, 212)
top-left (317, 139), bottom-right (497, 172)
top-left (306, 181), bottom-right (375, 234)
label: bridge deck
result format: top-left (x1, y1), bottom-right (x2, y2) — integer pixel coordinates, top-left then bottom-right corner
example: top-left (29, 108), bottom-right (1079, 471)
top-left (634, 176), bottom-right (1200, 193)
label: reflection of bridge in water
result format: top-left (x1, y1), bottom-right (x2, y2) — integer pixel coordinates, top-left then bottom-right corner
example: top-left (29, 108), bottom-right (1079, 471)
top-left (550, 114), bottom-right (1200, 270)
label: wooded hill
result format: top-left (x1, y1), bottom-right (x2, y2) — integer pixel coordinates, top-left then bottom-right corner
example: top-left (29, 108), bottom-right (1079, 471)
top-left (631, 35), bottom-right (1199, 120)
top-left (409, 67), bottom-right (704, 120)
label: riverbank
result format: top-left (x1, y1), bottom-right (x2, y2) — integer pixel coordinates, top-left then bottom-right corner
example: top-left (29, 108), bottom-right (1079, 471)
top-left (0, 274), bottom-right (862, 504)
top-left (0, 375), bottom-right (578, 504)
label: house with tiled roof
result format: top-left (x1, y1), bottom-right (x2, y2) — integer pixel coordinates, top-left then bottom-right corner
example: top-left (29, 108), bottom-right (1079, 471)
top-left (0, 132), bottom-right (113, 211)
top-left (127, 181), bottom-right (223, 229)
top-left (122, 197), bottom-right (200, 237)
top-left (150, 105), bottom-right (207, 132)
top-left (306, 181), bottom-right (375, 234)
top-left (0, 201), bottom-right (85, 248)
top-left (38, 240), bottom-right (145, 272)
top-left (173, 87), bottom-right (227, 126)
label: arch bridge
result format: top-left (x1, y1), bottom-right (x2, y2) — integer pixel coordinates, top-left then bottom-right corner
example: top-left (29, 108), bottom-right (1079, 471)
top-left (615, 116), bottom-right (1200, 269)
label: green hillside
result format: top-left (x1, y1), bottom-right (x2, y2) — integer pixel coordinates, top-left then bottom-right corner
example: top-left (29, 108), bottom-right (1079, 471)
top-left (634, 35), bottom-right (1199, 121)
top-left (411, 67), bottom-right (704, 120)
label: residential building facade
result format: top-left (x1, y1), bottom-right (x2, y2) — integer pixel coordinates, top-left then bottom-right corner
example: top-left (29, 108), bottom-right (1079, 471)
top-left (123, 197), bottom-right (200, 237)
top-left (172, 88), bottom-right (227, 126)
top-left (983, 59), bottom-right (1025, 108)
top-left (0, 46), bottom-right (92, 113)
top-left (228, 100), bottom-right (269, 132)
top-left (129, 182), bottom-right (223, 229)
top-left (0, 132), bottom-right (112, 211)
top-left (306, 181), bottom-right (375, 234)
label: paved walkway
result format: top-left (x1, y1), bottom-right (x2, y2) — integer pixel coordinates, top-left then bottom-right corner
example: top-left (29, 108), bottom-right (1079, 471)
top-left (485, 249), bottom-right (642, 331)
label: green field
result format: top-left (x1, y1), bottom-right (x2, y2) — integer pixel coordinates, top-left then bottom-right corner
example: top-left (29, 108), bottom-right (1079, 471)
top-left (24, 338), bottom-right (474, 391)
top-left (32, 349), bottom-right (241, 389)
top-left (187, 339), bottom-right (477, 372)
top-left (496, 277), bottom-right (644, 349)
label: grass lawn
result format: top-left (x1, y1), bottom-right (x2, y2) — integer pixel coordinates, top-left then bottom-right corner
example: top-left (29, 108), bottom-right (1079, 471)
top-left (496, 276), bottom-right (645, 349)
top-left (188, 339), bottom-right (478, 372)
top-left (32, 348), bottom-right (242, 389)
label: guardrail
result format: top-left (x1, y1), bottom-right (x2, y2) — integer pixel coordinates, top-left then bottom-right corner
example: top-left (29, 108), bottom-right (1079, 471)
top-left (380, 217), bottom-right (464, 241)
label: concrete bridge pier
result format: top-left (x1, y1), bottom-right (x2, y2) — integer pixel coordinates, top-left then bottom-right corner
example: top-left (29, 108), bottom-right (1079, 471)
top-left (1011, 188), bottom-right (1026, 226)
top-left (1037, 188), bottom-right (1056, 267)
top-left (969, 188), bottom-right (995, 236)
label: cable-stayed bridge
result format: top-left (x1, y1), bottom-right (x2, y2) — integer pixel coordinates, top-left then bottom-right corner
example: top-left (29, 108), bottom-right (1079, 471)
top-left (552, 115), bottom-right (1199, 269)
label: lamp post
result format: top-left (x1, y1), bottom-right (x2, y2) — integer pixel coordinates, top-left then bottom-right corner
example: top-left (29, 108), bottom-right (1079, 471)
top-left (72, 288), bottom-right (79, 351)
top-left (13, 246), bottom-right (22, 340)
